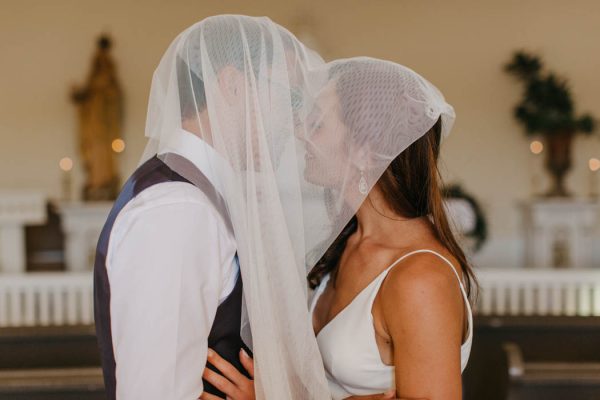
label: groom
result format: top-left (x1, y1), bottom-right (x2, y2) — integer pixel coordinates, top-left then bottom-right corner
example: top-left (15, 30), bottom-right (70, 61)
top-left (93, 17), bottom-right (278, 400)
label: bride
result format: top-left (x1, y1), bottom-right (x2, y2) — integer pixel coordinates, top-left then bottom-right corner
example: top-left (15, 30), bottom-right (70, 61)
top-left (202, 57), bottom-right (476, 400)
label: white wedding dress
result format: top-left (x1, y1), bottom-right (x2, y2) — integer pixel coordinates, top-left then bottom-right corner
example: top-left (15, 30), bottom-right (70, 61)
top-left (309, 249), bottom-right (473, 400)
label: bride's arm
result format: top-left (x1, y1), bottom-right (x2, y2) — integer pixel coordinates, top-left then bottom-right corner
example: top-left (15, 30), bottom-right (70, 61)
top-left (379, 254), bottom-right (464, 400)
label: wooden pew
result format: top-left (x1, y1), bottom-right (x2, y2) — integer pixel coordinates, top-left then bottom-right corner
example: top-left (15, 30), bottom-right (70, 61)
top-left (463, 316), bottom-right (600, 400)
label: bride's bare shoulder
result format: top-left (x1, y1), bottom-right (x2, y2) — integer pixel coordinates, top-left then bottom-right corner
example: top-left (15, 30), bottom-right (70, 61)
top-left (378, 250), bottom-right (464, 330)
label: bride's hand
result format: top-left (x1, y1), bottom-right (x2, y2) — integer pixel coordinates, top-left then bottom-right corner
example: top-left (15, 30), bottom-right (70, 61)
top-left (344, 390), bottom-right (396, 400)
top-left (199, 348), bottom-right (254, 400)
top-left (344, 390), bottom-right (427, 400)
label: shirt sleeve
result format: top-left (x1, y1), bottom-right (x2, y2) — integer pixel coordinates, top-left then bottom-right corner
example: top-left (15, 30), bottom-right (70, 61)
top-left (107, 196), bottom-right (230, 399)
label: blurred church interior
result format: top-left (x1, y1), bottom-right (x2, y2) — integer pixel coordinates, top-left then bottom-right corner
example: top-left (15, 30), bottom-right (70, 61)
top-left (1, 1), bottom-right (600, 399)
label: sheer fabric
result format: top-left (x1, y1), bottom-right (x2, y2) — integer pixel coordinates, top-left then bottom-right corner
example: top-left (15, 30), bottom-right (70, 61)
top-left (141, 15), bottom-right (455, 399)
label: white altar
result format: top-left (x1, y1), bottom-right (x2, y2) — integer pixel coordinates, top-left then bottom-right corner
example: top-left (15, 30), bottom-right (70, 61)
top-left (56, 201), bottom-right (112, 271)
top-left (521, 198), bottom-right (600, 269)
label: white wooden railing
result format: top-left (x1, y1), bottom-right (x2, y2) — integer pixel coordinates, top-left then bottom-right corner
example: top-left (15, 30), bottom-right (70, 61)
top-left (0, 272), bottom-right (93, 327)
top-left (476, 268), bottom-right (600, 317)
top-left (2, 268), bottom-right (600, 327)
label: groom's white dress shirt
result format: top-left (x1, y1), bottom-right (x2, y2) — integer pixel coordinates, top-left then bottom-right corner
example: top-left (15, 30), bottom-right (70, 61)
top-left (106, 130), bottom-right (238, 399)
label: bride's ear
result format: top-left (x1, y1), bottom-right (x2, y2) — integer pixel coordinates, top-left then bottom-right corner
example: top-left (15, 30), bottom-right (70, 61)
top-left (353, 144), bottom-right (372, 172)
top-left (217, 65), bottom-right (243, 106)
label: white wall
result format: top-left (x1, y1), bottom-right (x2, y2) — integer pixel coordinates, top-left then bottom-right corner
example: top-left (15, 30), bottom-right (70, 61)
top-left (2, 0), bottom-right (599, 267)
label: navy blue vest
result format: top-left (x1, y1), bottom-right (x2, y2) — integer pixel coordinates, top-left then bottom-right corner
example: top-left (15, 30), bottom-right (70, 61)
top-left (94, 155), bottom-right (251, 399)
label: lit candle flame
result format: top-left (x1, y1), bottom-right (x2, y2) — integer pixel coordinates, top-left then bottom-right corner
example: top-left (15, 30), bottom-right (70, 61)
top-left (112, 138), bottom-right (126, 153)
top-left (59, 157), bottom-right (73, 171)
top-left (530, 140), bottom-right (543, 155)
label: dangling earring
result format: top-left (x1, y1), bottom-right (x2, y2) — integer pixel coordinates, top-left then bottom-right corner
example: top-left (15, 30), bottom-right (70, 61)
top-left (358, 169), bottom-right (368, 195)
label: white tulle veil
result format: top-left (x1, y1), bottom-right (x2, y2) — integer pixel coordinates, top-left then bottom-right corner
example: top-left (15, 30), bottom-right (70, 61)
top-left (141, 14), bottom-right (455, 399)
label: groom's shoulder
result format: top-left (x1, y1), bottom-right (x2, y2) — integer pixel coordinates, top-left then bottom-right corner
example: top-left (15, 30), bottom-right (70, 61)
top-left (117, 180), bottom-right (224, 225)
top-left (108, 181), bottom-right (234, 253)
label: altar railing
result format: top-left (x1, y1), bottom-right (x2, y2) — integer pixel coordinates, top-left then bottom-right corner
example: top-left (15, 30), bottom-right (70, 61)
top-left (476, 268), bottom-right (600, 317)
top-left (2, 268), bottom-right (600, 327)
top-left (0, 272), bottom-right (93, 327)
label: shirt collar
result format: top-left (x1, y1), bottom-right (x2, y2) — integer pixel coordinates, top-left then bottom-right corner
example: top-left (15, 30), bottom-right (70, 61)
top-left (157, 128), bottom-right (231, 199)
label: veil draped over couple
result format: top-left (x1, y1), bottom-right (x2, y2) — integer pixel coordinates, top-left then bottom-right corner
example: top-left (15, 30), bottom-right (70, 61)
top-left (94, 14), bottom-right (476, 400)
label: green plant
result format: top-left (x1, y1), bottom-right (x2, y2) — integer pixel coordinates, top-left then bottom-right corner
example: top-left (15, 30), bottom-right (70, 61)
top-left (505, 51), bottom-right (595, 136)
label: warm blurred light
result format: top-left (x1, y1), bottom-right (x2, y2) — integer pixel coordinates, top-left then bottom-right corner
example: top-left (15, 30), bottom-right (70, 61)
top-left (589, 158), bottom-right (600, 172)
top-left (59, 157), bottom-right (73, 171)
top-left (530, 140), bottom-right (543, 155)
top-left (112, 138), bottom-right (126, 153)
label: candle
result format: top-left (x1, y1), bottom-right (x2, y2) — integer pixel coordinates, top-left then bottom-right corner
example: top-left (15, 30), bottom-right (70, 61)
top-left (59, 157), bottom-right (73, 201)
top-left (529, 139), bottom-right (544, 197)
top-left (589, 158), bottom-right (600, 199)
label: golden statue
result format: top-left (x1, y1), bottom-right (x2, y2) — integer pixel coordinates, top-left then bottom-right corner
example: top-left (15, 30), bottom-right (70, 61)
top-left (72, 35), bottom-right (123, 201)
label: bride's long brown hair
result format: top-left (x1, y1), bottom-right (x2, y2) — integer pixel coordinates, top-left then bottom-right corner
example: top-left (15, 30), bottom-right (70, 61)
top-left (308, 119), bottom-right (478, 301)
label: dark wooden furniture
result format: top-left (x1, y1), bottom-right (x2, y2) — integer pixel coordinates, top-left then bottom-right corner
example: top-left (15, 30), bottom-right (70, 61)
top-left (463, 316), bottom-right (600, 400)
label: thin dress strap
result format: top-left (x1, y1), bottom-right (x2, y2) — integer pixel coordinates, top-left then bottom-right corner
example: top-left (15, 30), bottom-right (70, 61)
top-left (369, 249), bottom-right (473, 344)
top-left (377, 249), bottom-right (467, 292)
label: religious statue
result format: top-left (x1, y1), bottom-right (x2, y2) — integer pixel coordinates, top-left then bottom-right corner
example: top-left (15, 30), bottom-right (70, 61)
top-left (71, 35), bottom-right (123, 201)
